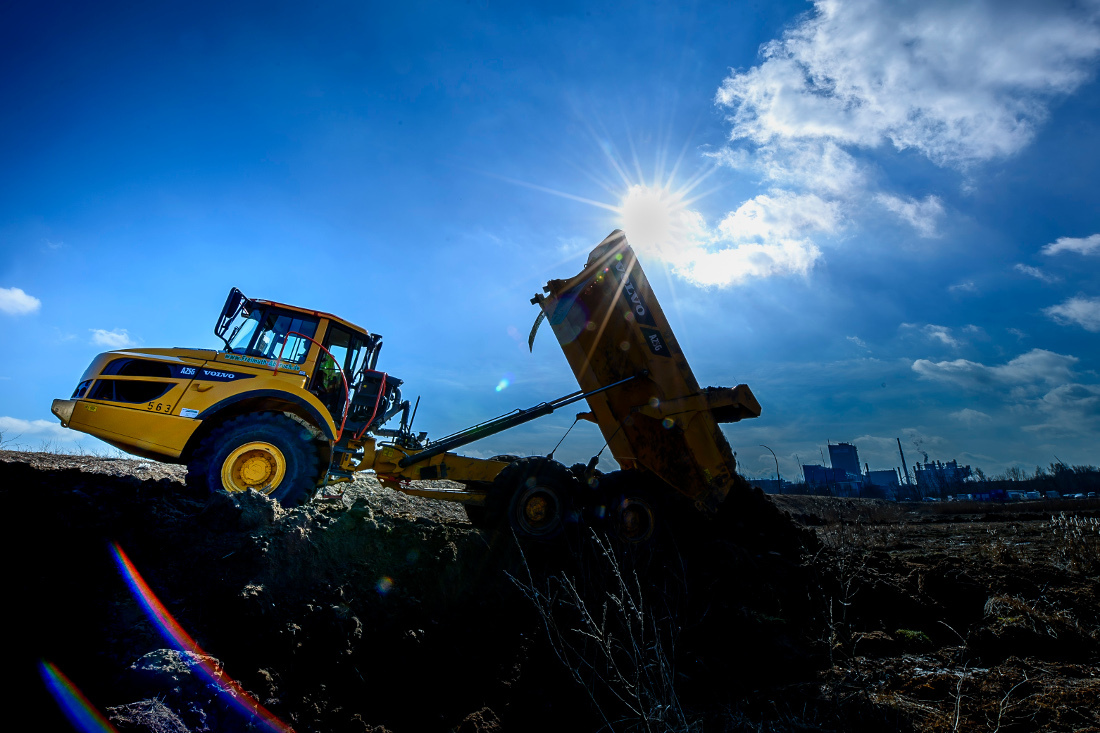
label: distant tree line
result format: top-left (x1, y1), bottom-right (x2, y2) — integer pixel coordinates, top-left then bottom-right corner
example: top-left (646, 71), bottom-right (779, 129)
top-left (971, 462), bottom-right (1100, 496)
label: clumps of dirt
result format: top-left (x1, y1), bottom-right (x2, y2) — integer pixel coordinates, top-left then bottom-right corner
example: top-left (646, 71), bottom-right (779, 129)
top-left (6, 451), bottom-right (830, 732)
top-left (969, 595), bottom-right (1097, 663)
top-left (118, 650), bottom-right (238, 731)
top-left (108, 698), bottom-right (190, 733)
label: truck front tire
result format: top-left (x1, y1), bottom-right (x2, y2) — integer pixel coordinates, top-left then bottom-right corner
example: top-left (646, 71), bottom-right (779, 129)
top-left (187, 412), bottom-right (322, 508)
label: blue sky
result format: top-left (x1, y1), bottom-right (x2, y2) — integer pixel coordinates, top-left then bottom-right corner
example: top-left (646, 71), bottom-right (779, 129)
top-left (3, 0), bottom-right (1100, 481)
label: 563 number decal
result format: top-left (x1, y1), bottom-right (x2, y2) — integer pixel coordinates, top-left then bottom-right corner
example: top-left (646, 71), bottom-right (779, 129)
top-left (147, 402), bottom-right (172, 413)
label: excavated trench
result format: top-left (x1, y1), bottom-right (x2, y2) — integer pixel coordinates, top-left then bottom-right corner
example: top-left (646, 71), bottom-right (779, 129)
top-left (7, 451), bottom-right (1099, 732)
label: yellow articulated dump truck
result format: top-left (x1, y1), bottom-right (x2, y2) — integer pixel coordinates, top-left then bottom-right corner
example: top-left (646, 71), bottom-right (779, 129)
top-left (52, 230), bottom-right (760, 542)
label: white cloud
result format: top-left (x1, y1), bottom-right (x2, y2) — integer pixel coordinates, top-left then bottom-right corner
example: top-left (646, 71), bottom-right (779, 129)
top-left (1041, 233), bottom-right (1100, 256)
top-left (875, 194), bottom-right (944, 237)
top-left (1014, 263), bottom-right (1060, 283)
top-left (915, 348), bottom-right (1100, 434)
top-left (625, 188), bottom-right (839, 287)
top-left (847, 335), bottom-right (868, 348)
top-left (1027, 383), bottom-right (1100, 433)
top-left (0, 416), bottom-right (71, 442)
top-left (913, 348), bottom-right (1078, 391)
top-left (716, 0), bottom-right (1100, 173)
top-left (716, 189), bottom-right (841, 242)
top-left (90, 328), bottom-right (136, 348)
top-left (1044, 295), bottom-right (1100, 332)
top-left (950, 408), bottom-right (992, 425)
top-left (710, 140), bottom-right (867, 197)
top-left (0, 287), bottom-right (41, 315)
top-left (948, 280), bottom-right (977, 294)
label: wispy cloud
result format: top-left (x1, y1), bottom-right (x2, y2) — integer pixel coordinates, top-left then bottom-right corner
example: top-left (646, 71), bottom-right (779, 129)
top-left (846, 335), bottom-right (868, 349)
top-left (1044, 295), bottom-right (1100, 332)
top-left (0, 287), bottom-right (41, 315)
top-left (904, 323), bottom-right (961, 348)
top-left (90, 328), bottom-right (136, 348)
top-left (875, 194), bottom-right (944, 237)
top-left (913, 348), bottom-right (1077, 391)
top-left (1026, 382), bottom-right (1100, 434)
top-left (950, 408), bottom-right (992, 425)
top-left (1014, 263), bottom-right (1060, 283)
top-left (948, 280), bottom-right (977, 294)
top-left (1041, 233), bottom-right (1100, 256)
top-left (914, 348), bottom-right (1100, 434)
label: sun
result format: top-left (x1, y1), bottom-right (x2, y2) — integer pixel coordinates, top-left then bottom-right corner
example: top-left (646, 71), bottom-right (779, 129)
top-left (486, 132), bottom-right (718, 271)
top-left (617, 184), bottom-right (687, 259)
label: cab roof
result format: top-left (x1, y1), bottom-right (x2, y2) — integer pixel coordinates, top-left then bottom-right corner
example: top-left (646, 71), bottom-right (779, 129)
top-left (251, 298), bottom-right (371, 337)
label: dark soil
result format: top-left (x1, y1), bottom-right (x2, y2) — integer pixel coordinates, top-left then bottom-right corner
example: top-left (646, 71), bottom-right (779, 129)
top-left (5, 451), bottom-right (1099, 731)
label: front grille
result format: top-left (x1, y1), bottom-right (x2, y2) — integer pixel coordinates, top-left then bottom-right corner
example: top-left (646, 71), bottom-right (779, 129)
top-left (89, 380), bottom-right (173, 404)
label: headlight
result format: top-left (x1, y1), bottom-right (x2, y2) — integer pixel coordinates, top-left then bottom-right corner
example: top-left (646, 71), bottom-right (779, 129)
top-left (51, 399), bottom-right (77, 425)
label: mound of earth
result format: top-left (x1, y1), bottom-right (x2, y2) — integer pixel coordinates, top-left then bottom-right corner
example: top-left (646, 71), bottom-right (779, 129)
top-left (4, 451), bottom-right (825, 732)
top-left (6, 450), bottom-right (1098, 731)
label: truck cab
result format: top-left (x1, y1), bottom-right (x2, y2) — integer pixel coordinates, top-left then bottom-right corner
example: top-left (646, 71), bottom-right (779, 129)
top-left (52, 288), bottom-right (405, 505)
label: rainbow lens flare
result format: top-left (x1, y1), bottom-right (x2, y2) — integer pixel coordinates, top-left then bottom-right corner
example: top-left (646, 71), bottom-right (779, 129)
top-left (111, 542), bottom-right (295, 733)
top-left (39, 660), bottom-right (119, 733)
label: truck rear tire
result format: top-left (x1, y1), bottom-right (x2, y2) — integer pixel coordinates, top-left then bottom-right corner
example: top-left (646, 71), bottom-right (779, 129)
top-left (186, 412), bottom-right (322, 508)
top-left (484, 458), bottom-right (577, 540)
top-left (600, 470), bottom-right (661, 544)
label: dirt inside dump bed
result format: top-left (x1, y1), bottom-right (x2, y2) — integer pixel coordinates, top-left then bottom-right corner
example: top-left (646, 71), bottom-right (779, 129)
top-left (4, 450), bottom-right (1099, 732)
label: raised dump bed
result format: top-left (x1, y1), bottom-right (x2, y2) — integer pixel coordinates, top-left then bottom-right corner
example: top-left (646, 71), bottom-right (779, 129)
top-left (532, 230), bottom-right (760, 513)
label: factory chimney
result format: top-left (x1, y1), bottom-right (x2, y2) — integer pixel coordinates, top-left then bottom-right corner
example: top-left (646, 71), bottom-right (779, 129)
top-left (897, 438), bottom-right (911, 486)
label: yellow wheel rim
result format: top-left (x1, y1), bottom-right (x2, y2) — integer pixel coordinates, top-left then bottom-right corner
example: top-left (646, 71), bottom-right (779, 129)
top-left (618, 498), bottom-right (656, 543)
top-left (221, 441), bottom-right (286, 494)
top-left (513, 485), bottom-right (562, 536)
top-left (524, 495), bottom-right (550, 524)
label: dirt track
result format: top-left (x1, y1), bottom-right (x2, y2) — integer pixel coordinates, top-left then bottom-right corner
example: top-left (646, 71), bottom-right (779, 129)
top-left (5, 450), bottom-right (1099, 732)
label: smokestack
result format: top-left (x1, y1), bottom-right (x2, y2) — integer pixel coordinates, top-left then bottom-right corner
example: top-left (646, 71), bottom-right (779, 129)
top-left (897, 438), bottom-right (911, 486)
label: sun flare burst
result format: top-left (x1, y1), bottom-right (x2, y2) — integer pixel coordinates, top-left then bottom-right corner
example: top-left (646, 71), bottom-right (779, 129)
top-left (616, 184), bottom-right (699, 264)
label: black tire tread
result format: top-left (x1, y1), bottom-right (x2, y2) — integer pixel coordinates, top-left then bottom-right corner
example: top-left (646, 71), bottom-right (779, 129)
top-left (482, 457), bottom-right (578, 539)
top-left (185, 412), bottom-right (322, 507)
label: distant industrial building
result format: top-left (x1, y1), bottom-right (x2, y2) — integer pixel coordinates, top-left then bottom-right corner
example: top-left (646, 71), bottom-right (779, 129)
top-left (828, 442), bottom-right (861, 479)
top-left (865, 469), bottom-right (901, 488)
top-left (792, 439), bottom-right (971, 501)
top-left (914, 460), bottom-right (972, 497)
top-left (863, 469), bottom-right (902, 500)
top-left (801, 464), bottom-right (863, 497)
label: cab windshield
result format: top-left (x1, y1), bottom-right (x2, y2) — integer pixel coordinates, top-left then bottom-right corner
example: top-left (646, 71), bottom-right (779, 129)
top-left (225, 307), bottom-right (318, 364)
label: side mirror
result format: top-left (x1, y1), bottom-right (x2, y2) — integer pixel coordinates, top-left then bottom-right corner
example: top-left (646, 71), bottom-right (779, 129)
top-left (215, 287), bottom-right (249, 340)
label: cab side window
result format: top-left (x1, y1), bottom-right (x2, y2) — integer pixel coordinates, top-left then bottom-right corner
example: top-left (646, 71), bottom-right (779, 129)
top-left (310, 326), bottom-right (366, 412)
